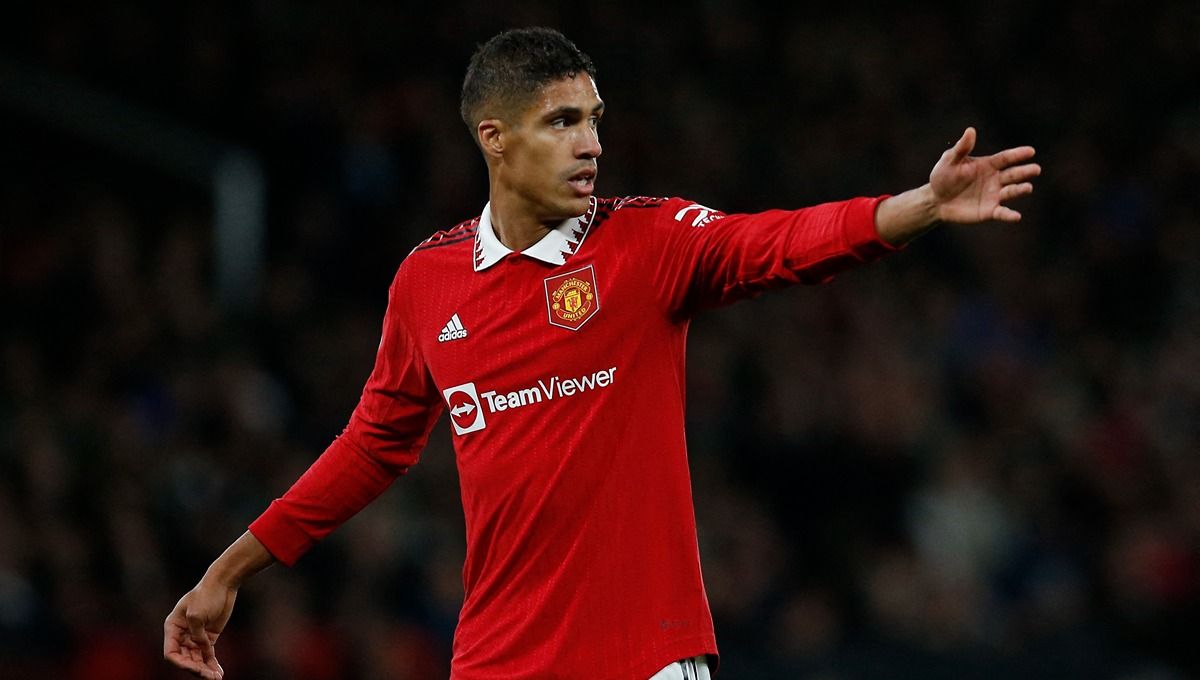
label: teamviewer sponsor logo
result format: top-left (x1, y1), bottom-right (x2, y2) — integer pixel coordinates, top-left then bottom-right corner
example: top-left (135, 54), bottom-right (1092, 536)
top-left (442, 383), bottom-right (486, 435)
top-left (480, 367), bottom-right (616, 412)
top-left (442, 366), bottom-right (618, 436)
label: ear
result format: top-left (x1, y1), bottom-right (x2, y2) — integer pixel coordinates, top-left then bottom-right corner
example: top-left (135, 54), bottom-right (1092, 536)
top-left (477, 119), bottom-right (505, 159)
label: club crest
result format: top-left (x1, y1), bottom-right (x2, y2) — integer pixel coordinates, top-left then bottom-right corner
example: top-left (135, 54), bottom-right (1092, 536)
top-left (544, 265), bottom-right (600, 331)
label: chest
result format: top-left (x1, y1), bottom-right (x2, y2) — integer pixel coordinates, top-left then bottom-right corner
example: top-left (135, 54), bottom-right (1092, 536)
top-left (411, 251), bottom-right (655, 392)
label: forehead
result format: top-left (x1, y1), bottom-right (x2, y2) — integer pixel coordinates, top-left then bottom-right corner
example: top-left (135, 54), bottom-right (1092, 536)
top-left (524, 73), bottom-right (603, 116)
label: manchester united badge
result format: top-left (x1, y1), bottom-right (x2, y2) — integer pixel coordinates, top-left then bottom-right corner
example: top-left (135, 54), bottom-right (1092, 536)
top-left (544, 265), bottom-right (600, 331)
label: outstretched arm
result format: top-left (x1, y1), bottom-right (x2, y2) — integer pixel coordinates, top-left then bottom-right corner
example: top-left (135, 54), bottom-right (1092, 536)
top-left (164, 531), bottom-right (276, 679)
top-left (875, 127), bottom-right (1040, 245)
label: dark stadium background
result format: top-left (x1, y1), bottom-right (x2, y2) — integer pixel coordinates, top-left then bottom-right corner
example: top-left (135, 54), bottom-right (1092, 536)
top-left (2, 2), bottom-right (1198, 679)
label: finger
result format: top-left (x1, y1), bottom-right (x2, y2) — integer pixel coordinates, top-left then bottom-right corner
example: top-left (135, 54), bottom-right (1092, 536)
top-left (165, 619), bottom-right (208, 674)
top-left (164, 619), bottom-right (183, 657)
top-left (992, 205), bottom-right (1022, 222)
top-left (186, 610), bottom-right (215, 661)
top-left (991, 145), bottom-right (1036, 168)
top-left (164, 644), bottom-right (209, 676)
top-left (188, 647), bottom-right (224, 680)
top-left (950, 126), bottom-right (976, 160)
top-left (164, 648), bottom-right (206, 672)
top-left (999, 182), bottom-right (1034, 202)
top-left (999, 163), bottom-right (1041, 185)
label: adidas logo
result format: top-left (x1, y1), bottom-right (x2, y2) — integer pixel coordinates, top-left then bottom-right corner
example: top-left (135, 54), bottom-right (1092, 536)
top-left (438, 313), bottom-right (469, 342)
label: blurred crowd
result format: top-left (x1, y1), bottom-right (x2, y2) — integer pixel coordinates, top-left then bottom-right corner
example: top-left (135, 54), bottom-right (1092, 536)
top-left (2, 2), bottom-right (1198, 679)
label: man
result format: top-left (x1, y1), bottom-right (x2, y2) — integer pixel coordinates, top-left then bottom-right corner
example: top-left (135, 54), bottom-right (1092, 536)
top-left (165, 27), bottom-right (1039, 680)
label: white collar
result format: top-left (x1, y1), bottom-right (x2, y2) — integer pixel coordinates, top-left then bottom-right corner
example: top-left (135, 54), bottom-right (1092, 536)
top-left (473, 198), bottom-right (597, 271)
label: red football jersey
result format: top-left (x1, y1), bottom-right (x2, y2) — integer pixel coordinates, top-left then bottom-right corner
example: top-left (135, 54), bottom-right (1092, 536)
top-left (249, 194), bottom-right (896, 679)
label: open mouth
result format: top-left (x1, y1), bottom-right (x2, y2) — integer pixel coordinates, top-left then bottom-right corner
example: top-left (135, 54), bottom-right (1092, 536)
top-left (568, 166), bottom-right (597, 194)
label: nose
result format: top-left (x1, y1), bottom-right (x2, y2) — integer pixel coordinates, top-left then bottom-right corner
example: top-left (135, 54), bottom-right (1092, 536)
top-left (576, 126), bottom-right (602, 160)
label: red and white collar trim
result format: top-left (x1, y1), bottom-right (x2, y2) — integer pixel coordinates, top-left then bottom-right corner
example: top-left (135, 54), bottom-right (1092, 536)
top-left (473, 198), bottom-right (597, 271)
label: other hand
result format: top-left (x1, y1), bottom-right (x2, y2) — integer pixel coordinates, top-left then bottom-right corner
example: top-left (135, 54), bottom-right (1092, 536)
top-left (163, 581), bottom-right (237, 679)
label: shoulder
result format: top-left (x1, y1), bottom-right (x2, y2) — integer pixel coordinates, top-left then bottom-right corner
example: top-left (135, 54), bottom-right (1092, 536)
top-left (588, 196), bottom-right (698, 229)
top-left (389, 215), bottom-right (481, 291)
top-left (402, 215), bottom-right (481, 266)
top-left (409, 216), bottom-right (481, 256)
top-left (590, 196), bottom-right (726, 232)
top-left (593, 195), bottom-right (673, 218)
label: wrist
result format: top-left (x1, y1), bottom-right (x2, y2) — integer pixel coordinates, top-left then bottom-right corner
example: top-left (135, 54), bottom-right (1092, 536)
top-left (915, 183), bottom-right (942, 225)
top-left (875, 184), bottom-right (942, 246)
top-left (200, 561), bottom-right (245, 590)
top-left (199, 530), bottom-right (276, 590)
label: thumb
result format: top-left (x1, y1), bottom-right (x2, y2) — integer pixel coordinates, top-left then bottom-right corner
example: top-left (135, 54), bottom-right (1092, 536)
top-left (951, 126), bottom-right (977, 160)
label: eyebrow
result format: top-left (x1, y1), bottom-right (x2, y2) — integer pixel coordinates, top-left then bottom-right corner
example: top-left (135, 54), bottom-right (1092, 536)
top-left (545, 102), bottom-right (606, 119)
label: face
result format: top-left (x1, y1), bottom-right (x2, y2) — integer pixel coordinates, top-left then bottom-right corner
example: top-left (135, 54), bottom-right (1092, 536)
top-left (497, 74), bottom-right (604, 221)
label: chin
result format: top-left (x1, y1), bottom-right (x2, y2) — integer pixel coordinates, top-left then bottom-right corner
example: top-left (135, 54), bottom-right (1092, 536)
top-left (538, 192), bottom-right (591, 223)
top-left (563, 195), bottom-right (591, 217)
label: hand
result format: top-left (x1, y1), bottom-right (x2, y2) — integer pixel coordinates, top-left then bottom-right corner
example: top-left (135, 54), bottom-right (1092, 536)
top-left (163, 531), bottom-right (275, 678)
top-left (164, 580), bottom-right (237, 680)
top-left (929, 127), bottom-right (1040, 224)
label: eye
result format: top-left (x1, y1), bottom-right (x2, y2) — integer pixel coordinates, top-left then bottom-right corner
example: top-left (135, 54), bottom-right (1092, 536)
top-left (551, 118), bottom-right (568, 129)
top-left (589, 116), bottom-right (601, 128)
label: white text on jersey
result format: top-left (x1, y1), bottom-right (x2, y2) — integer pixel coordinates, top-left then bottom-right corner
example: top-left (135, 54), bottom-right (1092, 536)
top-left (438, 313), bottom-right (469, 342)
top-left (481, 366), bottom-right (617, 412)
top-left (673, 203), bottom-right (724, 227)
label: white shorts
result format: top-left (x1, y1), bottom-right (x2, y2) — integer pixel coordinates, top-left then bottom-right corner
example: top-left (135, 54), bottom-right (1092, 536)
top-left (648, 655), bottom-right (711, 680)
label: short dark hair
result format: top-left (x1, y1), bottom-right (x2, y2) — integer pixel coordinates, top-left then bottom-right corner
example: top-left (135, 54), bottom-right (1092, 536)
top-left (460, 27), bottom-right (597, 136)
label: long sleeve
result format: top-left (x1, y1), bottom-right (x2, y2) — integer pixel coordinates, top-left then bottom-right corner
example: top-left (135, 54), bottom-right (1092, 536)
top-left (651, 195), bottom-right (899, 316)
top-left (248, 266), bottom-right (444, 566)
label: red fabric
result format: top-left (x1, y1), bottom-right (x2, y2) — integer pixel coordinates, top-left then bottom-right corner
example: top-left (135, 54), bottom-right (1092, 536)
top-left (250, 195), bottom-right (895, 679)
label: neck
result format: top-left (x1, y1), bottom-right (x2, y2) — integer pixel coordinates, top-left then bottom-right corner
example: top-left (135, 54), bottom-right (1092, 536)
top-left (488, 185), bottom-right (555, 252)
